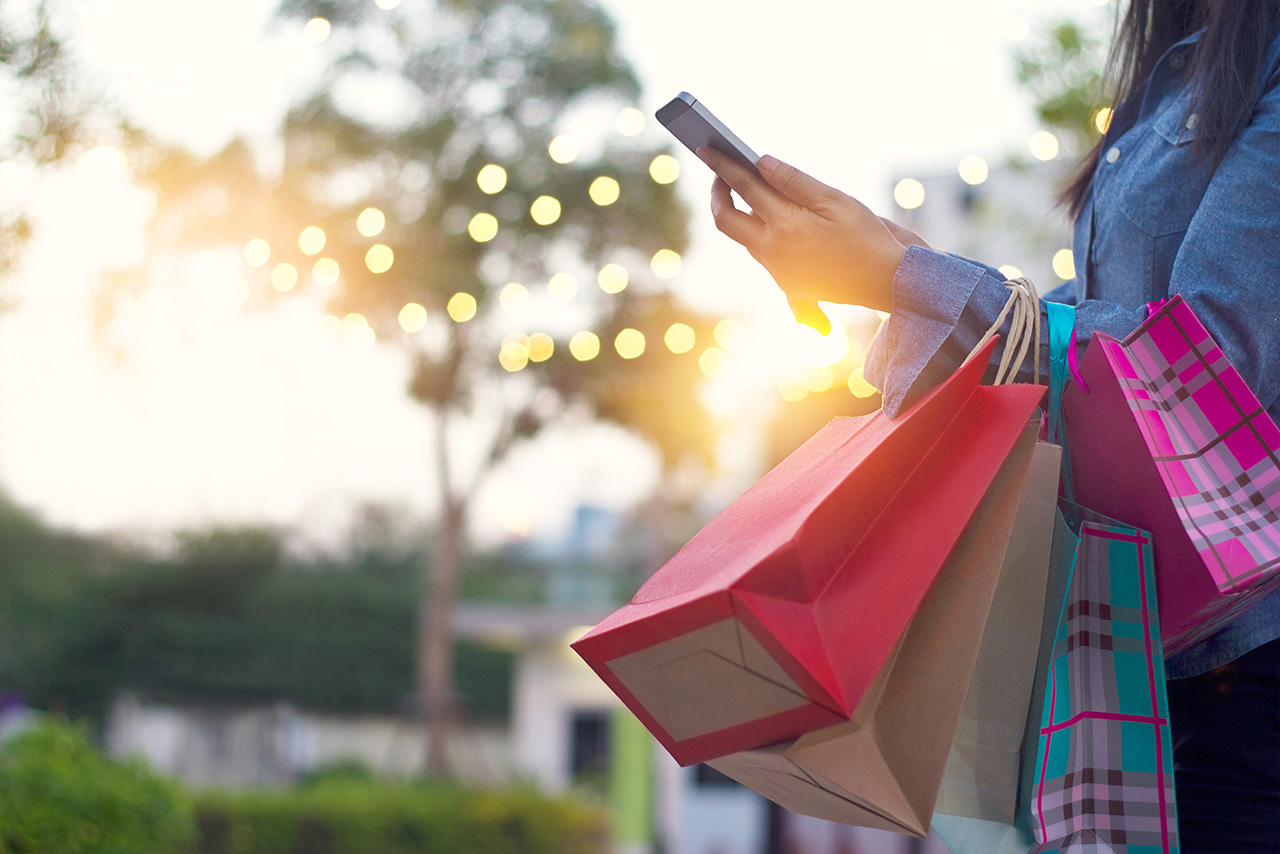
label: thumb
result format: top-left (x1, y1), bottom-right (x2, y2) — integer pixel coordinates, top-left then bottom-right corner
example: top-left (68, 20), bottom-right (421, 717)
top-left (788, 297), bottom-right (832, 336)
top-left (759, 155), bottom-right (839, 210)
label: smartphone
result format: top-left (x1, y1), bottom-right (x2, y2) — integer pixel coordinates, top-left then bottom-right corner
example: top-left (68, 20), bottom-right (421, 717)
top-left (656, 92), bottom-right (760, 175)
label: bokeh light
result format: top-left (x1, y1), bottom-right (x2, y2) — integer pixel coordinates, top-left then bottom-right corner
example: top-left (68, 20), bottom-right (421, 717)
top-left (500, 335), bottom-right (529, 372)
top-left (615, 328), bottom-right (645, 359)
top-left (476, 164), bottom-right (507, 194)
top-left (651, 249), bottom-right (681, 279)
top-left (271, 262), bottom-right (298, 292)
top-left (318, 314), bottom-right (342, 343)
top-left (805, 365), bottom-right (835, 393)
top-left (597, 263), bottom-right (628, 294)
top-left (958, 155), bottom-right (988, 186)
top-left (298, 226), bottom-right (325, 255)
top-left (570, 330), bottom-right (600, 361)
top-left (1094, 107), bottom-right (1113, 135)
top-left (649, 154), bottom-right (679, 184)
top-left (699, 347), bottom-right (726, 377)
top-left (529, 195), bottom-right (561, 226)
top-left (468, 213), bottom-right (498, 242)
top-left (998, 264), bottom-right (1023, 280)
top-left (447, 292), bottom-right (477, 322)
top-left (1053, 248), bottom-right (1076, 280)
top-left (848, 366), bottom-right (878, 398)
top-left (342, 313), bottom-right (375, 349)
top-left (375, 0), bottom-right (401, 8)
top-left (312, 257), bottom-right (340, 287)
top-left (244, 238), bottom-right (270, 267)
top-left (500, 282), bottom-right (528, 309)
top-left (616, 107), bottom-right (645, 136)
top-left (589, 176), bottom-right (620, 206)
top-left (231, 277), bottom-right (250, 305)
top-left (303, 17), bottom-right (331, 43)
top-left (1030, 131), bottom-right (1060, 161)
top-left (365, 243), bottom-right (394, 273)
top-left (548, 135), bottom-right (578, 164)
top-left (714, 318), bottom-right (746, 349)
top-left (528, 332), bottom-right (554, 362)
top-left (894, 178), bottom-right (925, 210)
top-left (357, 207), bottom-right (385, 237)
top-left (664, 323), bottom-right (695, 354)
top-left (548, 273), bottom-right (577, 301)
top-left (398, 302), bottom-right (427, 332)
top-left (779, 375), bottom-right (808, 402)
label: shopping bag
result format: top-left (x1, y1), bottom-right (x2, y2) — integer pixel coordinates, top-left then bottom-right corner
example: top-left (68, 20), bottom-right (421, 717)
top-left (571, 339), bottom-right (1045, 765)
top-left (1029, 501), bottom-right (1179, 853)
top-left (1063, 295), bottom-right (1280, 652)
top-left (706, 420), bottom-right (1041, 836)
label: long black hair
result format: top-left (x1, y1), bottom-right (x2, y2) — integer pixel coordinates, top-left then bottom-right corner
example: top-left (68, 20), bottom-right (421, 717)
top-left (1064, 0), bottom-right (1280, 218)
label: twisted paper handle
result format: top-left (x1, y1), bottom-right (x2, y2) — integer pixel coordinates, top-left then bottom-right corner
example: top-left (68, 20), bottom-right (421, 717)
top-left (963, 277), bottom-right (1042, 386)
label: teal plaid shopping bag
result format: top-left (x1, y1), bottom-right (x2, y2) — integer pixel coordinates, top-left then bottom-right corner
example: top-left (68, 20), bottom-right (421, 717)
top-left (1030, 501), bottom-right (1179, 854)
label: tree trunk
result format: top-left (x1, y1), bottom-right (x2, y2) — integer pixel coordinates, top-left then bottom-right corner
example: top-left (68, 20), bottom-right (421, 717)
top-left (419, 406), bottom-right (465, 777)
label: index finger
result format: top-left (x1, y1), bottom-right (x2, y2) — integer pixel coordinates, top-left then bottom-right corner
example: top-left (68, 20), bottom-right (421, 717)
top-left (696, 146), bottom-right (785, 214)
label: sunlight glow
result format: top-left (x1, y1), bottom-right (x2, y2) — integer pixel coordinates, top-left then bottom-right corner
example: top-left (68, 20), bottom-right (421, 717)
top-left (650, 249), bottom-right (681, 279)
top-left (615, 328), bottom-right (645, 359)
top-left (318, 314), bottom-right (342, 343)
top-left (365, 243), bottom-right (394, 273)
top-left (468, 212), bottom-right (499, 242)
top-left (271, 262), bottom-right (298, 292)
top-left (528, 332), bottom-right (554, 362)
top-left (779, 375), bottom-right (808, 402)
top-left (1003, 13), bottom-right (1029, 42)
top-left (616, 107), bottom-right (645, 136)
top-left (1030, 131), bottom-right (1060, 161)
top-left (298, 226), bottom-right (325, 255)
top-left (699, 347), bottom-right (726, 378)
top-left (548, 273), bottom-right (577, 302)
top-left (570, 330), bottom-right (600, 361)
top-left (848, 366), bottom-right (879, 398)
top-left (649, 154), bottom-right (679, 184)
top-left (597, 263), bottom-right (628, 294)
top-left (958, 155), bottom-right (988, 186)
top-left (805, 365), bottom-right (835, 393)
top-left (76, 145), bottom-right (128, 179)
top-left (375, 0), bottom-right (402, 8)
top-left (530, 195), bottom-right (561, 226)
top-left (664, 323), bottom-right (695, 354)
top-left (398, 302), bottom-right (427, 332)
top-left (589, 176), bottom-right (620, 206)
top-left (244, 238), bottom-right (270, 267)
top-left (477, 164), bottom-right (508, 194)
top-left (548, 135), bottom-right (578, 164)
top-left (357, 207), bottom-right (386, 237)
top-left (447, 292), bottom-right (477, 322)
top-left (1053, 248), bottom-right (1076, 280)
top-left (303, 17), bottom-right (331, 43)
top-left (312, 257), bottom-right (340, 287)
top-left (893, 178), bottom-right (925, 210)
top-left (787, 322), bottom-right (849, 367)
top-left (714, 318), bottom-right (746, 349)
top-left (500, 282), bottom-right (528, 309)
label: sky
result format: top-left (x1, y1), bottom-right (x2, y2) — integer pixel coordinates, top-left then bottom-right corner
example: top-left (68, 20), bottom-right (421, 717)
top-left (0, 0), bottom-right (1111, 547)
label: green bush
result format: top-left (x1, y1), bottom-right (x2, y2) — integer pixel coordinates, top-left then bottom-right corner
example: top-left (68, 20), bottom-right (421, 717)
top-left (192, 780), bottom-right (608, 854)
top-left (0, 718), bottom-right (195, 854)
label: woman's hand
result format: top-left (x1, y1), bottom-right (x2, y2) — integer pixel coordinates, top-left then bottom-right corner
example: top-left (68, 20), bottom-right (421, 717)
top-left (700, 147), bottom-right (907, 313)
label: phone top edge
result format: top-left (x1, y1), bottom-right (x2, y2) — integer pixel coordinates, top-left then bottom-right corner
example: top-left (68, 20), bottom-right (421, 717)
top-left (655, 92), bottom-right (695, 125)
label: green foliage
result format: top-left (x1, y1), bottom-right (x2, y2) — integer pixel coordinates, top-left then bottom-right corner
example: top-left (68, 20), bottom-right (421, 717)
top-left (0, 718), bottom-right (195, 854)
top-left (191, 780), bottom-right (607, 854)
top-left (1014, 17), bottom-right (1112, 156)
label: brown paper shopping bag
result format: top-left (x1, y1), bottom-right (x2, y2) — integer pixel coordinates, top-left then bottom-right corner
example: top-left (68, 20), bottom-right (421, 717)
top-left (707, 419), bottom-right (1041, 837)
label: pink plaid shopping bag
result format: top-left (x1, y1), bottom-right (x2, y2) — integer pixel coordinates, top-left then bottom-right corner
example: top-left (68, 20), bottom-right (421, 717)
top-left (1063, 296), bottom-right (1280, 653)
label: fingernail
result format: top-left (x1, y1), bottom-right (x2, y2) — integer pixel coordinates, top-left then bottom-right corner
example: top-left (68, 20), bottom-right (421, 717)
top-left (696, 147), bottom-right (710, 162)
top-left (758, 154), bottom-right (780, 173)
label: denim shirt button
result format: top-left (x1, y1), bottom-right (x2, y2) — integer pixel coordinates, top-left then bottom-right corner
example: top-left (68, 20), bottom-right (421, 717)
top-left (1106, 146), bottom-right (1121, 164)
top-left (1186, 113), bottom-right (1200, 130)
top-left (1169, 52), bottom-right (1187, 71)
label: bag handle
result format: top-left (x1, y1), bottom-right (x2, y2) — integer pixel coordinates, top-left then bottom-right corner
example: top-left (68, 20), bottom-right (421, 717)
top-left (964, 277), bottom-right (1041, 385)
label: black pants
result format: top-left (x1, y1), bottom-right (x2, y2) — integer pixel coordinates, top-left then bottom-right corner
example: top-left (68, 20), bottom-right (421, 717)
top-left (1167, 636), bottom-right (1280, 853)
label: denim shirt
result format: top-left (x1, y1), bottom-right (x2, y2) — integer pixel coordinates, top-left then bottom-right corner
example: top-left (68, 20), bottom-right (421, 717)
top-left (866, 27), bottom-right (1280, 678)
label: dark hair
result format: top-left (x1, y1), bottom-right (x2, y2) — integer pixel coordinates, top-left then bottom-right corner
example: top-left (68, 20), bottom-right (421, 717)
top-left (1063, 0), bottom-right (1280, 219)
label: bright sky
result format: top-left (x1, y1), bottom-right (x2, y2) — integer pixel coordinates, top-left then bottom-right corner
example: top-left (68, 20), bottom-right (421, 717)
top-left (0, 0), bottom-right (1110, 546)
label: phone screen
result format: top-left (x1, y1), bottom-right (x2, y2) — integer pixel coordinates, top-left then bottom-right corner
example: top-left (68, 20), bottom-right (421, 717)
top-left (656, 92), bottom-right (760, 175)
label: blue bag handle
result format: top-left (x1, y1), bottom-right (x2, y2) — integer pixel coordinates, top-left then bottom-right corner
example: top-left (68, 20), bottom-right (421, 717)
top-left (1044, 300), bottom-right (1076, 502)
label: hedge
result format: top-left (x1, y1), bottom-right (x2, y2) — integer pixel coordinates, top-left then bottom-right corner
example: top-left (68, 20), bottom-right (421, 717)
top-left (191, 780), bottom-right (608, 854)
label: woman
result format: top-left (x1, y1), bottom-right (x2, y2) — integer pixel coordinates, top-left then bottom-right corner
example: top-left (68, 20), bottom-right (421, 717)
top-left (699, 1), bottom-right (1280, 850)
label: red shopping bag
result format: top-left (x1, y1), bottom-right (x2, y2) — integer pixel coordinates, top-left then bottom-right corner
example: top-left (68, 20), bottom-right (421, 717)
top-left (1063, 296), bottom-right (1280, 652)
top-left (571, 341), bottom-right (1044, 765)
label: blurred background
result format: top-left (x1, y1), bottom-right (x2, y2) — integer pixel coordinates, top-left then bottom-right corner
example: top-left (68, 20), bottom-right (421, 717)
top-left (0, 0), bottom-right (1111, 851)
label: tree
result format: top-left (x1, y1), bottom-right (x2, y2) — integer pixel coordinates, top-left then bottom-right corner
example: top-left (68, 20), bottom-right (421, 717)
top-left (1014, 16), bottom-right (1112, 158)
top-left (127, 0), bottom-right (717, 774)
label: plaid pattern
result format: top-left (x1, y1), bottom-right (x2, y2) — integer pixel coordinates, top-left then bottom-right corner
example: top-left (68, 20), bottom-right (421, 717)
top-left (1032, 520), bottom-right (1179, 854)
top-left (1099, 296), bottom-right (1280, 593)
